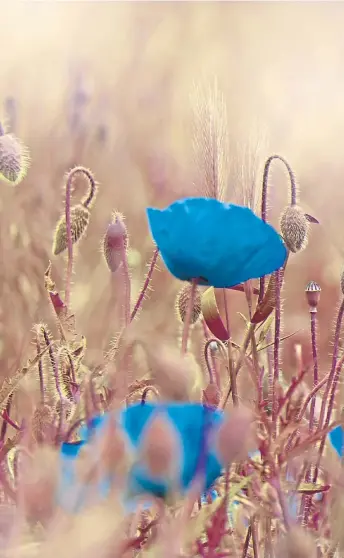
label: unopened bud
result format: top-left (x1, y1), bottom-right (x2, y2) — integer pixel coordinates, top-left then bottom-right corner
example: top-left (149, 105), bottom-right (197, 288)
top-left (280, 205), bottom-right (309, 253)
top-left (175, 284), bottom-right (202, 325)
top-left (53, 204), bottom-right (90, 255)
top-left (202, 383), bottom-right (220, 408)
top-left (0, 132), bottom-right (30, 186)
top-left (103, 213), bottom-right (128, 272)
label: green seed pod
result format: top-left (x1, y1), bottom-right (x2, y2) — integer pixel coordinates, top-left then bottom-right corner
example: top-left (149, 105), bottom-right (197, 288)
top-left (280, 205), bottom-right (309, 253)
top-left (175, 283), bottom-right (202, 325)
top-left (52, 204), bottom-right (90, 255)
top-left (0, 132), bottom-right (30, 186)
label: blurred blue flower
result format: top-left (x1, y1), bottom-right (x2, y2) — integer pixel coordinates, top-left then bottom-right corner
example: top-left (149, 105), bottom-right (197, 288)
top-left (58, 402), bottom-right (225, 513)
top-left (146, 197), bottom-right (287, 288)
top-left (328, 425), bottom-right (344, 457)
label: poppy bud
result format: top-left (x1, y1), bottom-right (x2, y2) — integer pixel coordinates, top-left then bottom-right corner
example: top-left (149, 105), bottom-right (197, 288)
top-left (175, 283), bottom-right (202, 325)
top-left (0, 131), bottom-right (30, 186)
top-left (53, 204), bottom-right (90, 255)
top-left (280, 205), bottom-right (309, 253)
top-left (103, 213), bottom-right (128, 272)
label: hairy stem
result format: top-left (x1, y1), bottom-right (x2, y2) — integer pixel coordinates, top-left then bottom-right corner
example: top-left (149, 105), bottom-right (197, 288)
top-left (272, 268), bottom-right (282, 435)
top-left (120, 239), bottom-right (131, 327)
top-left (181, 278), bottom-right (198, 354)
top-left (222, 289), bottom-right (237, 406)
top-left (318, 299), bottom-right (344, 430)
top-left (259, 155), bottom-right (297, 302)
top-left (64, 166), bottom-right (97, 309)
top-left (130, 248), bottom-right (159, 322)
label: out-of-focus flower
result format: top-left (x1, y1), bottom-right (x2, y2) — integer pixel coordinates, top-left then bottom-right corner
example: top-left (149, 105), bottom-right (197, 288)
top-left (146, 197), bottom-right (287, 288)
top-left (57, 402), bottom-right (255, 513)
top-left (328, 425), bottom-right (344, 457)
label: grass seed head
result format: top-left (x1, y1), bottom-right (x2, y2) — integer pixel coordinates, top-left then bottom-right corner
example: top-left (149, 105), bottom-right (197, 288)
top-left (0, 132), bottom-right (30, 186)
top-left (175, 283), bottom-right (202, 324)
top-left (280, 205), bottom-right (309, 253)
top-left (52, 203), bottom-right (90, 255)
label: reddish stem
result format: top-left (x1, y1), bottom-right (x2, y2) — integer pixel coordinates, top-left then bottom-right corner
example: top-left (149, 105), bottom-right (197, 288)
top-left (130, 248), bottom-right (159, 322)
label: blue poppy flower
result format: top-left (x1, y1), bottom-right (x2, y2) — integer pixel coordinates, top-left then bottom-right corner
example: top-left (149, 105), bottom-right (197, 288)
top-left (328, 425), bottom-right (344, 457)
top-left (57, 402), bottom-right (226, 513)
top-left (146, 197), bottom-right (287, 288)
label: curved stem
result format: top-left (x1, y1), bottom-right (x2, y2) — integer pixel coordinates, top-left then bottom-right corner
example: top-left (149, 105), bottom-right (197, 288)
top-left (259, 155), bottom-right (297, 302)
top-left (130, 248), bottom-right (159, 322)
top-left (64, 166), bottom-right (97, 309)
top-left (203, 338), bottom-right (227, 387)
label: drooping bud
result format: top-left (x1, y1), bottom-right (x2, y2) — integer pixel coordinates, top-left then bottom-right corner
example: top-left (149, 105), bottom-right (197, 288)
top-left (138, 413), bottom-right (181, 480)
top-left (280, 205), bottom-right (309, 253)
top-left (305, 281), bottom-right (321, 313)
top-left (202, 383), bottom-right (220, 408)
top-left (102, 212), bottom-right (128, 272)
top-left (52, 204), bottom-right (90, 255)
top-left (0, 132), bottom-right (30, 186)
top-left (175, 283), bottom-right (202, 325)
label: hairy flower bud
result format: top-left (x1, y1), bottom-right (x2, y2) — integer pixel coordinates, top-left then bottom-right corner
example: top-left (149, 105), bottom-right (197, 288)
top-left (52, 204), bottom-right (90, 255)
top-left (103, 213), bottom-right (128, 272)
top-left (175, 283), bottom-right (202, 324)
top-left (0, 132), bottom-right (30, 186)
top-left (280, 205), bottom-right (309, 253)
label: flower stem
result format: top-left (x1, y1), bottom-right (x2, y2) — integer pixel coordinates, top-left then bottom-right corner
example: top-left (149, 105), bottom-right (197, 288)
top-left (272, 268), bottom-right (282, 435)
top-left (130, 248), bottom-right (159, 322)
top-left (64, 166), bottom-right (97, 310)
top-left (181, 278), bottom-right (198, 354)
top-left (259, 155), bottom-right (297, 302)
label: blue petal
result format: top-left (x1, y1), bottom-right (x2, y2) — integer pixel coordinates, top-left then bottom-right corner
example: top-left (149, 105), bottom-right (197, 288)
top-left (120, 402), bottom-right (224, 497)
top-left (146, 198), bottom-right (287, 288)
top-left (57, 403), bottom-right (226, 509)
top-left (328, 425), bottom-right (344, 457)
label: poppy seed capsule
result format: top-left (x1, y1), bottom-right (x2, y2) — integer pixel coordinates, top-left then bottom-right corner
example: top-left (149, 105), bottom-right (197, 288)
top-left (52, 204), bottom-right (90, 255)
top-left (280, 205), bottom-right (309, 253)
top-left (175, 283), bottom-right (202, 324)
top-left (103, 214), bottom-right (128, 272)
top-left (305, 281), bottom-right (321, 312)
top-left (0, 132), bottom-right (30, 185)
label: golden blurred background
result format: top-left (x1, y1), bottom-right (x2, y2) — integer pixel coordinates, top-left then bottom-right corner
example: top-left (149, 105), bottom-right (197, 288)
top-left (1, 1), bottom-right (344, 386)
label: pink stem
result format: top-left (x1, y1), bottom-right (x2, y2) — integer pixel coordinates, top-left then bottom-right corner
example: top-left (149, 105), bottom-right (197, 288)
top-left (130, 248), bottom-right (159, 322)
top-left (181, 279), bottom-right (197, 354)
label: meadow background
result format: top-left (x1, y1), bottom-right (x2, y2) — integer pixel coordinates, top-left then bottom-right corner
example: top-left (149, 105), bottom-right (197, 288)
top-left (1, 0), bottom-right (344, 390)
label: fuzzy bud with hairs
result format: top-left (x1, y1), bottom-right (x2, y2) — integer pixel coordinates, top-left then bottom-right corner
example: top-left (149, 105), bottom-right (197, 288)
top-left (103, 212), bottom-right (128, 272)
top-left (0, 126), bottom-right (30, 186)
top-left (280, 204), bottom-right (309, 253)
top-left (175, 283), bottom-right (202, 325)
